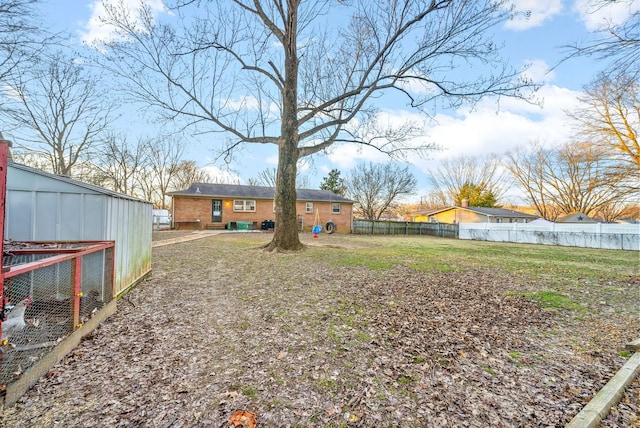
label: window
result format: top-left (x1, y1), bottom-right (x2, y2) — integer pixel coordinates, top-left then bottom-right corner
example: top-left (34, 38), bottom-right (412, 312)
top-left (306, 202), bottom-right (313, 213)
top-left (430, 217), bottom-right (438, 223)
top-left (496, 217), bottom-right (503, 223)
top-left (331, 203), bottom-right (341, 214)
top-left (233, 200), bottom-right (256, 212)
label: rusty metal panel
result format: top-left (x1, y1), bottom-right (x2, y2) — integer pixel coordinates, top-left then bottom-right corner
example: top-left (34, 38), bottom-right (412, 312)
top-left (105, 195), bottom-right (152, 295)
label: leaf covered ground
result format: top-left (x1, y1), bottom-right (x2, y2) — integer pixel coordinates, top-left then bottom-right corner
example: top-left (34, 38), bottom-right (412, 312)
top-left (2, 233), bottom-right (638, 427)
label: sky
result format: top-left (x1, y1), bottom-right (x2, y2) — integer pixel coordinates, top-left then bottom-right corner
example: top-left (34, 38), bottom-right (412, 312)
top-left (34, 0), bottom-right (639, 203)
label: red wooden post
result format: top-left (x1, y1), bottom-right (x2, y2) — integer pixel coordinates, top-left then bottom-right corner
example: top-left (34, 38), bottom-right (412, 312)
top-left (73, 256), bottom-right (82, 328)
top-left (0, 139), bottom-right (12, 341)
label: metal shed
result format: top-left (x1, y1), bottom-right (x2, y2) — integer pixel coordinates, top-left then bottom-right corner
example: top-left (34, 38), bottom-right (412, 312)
top-left (5, 162), bottom-right (152, 296)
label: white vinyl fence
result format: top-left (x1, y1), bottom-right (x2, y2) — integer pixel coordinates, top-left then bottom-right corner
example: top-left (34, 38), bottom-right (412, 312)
top-left (459, 222), bottom-right (639, 251)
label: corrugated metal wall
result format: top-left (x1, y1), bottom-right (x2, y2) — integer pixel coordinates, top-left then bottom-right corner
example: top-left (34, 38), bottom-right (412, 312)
top-left (5, 163), bottom-right (152, 295)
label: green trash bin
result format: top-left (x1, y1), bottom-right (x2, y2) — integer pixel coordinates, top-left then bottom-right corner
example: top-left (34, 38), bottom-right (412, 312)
top-left (237, 221), bottom-right (251, 230)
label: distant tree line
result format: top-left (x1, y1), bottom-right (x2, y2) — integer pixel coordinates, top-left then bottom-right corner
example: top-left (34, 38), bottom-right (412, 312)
top-left (1, 0), bottom-right (637, 223)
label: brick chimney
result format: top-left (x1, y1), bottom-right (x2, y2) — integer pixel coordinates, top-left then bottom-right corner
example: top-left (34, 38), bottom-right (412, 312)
top-left (461, 198), bottom-right (469, 208)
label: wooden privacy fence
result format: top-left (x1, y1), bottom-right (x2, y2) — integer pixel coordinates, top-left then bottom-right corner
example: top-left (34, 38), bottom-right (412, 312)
top-left (352, 219), bottom-right (459, 238)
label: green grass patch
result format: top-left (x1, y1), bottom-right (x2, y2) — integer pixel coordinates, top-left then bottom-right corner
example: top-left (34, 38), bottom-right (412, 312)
top-left (315, 236), bottom-right (635, 283)
top-left (241, 386), bottom-right (258, 399)
top-left (483, 365), bottom-right (497, 376)
top-left (314, 377), bottom-right (337, 391)
top-left (397, 375), bottom-right (413, 385)
top-left (521, 290), bottom-right (586, 312)
top-left (354, 331), bottom-right (372, 342)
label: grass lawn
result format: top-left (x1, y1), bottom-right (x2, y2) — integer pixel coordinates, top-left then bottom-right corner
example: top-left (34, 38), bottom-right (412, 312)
top-left (310, 234), bottom-right (638, 315)
top-left (3, 233), bottom-right (638, 427)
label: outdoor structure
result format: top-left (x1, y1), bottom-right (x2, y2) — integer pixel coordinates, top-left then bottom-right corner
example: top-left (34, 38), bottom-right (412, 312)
top-left (0, 141), bottom-right (127, 406)
top-left (414, 204), bottom-right (538, 224)
top-left (556, 212), bottom-right (598, 223)
top-left (169, 183), bottom-right (354, 233)
top-left (2, 240), bottom-right (117, 406)
top-left (152, 209), bottom-right (171, 230)
top-left (6, 162), bottom-right (153, 296)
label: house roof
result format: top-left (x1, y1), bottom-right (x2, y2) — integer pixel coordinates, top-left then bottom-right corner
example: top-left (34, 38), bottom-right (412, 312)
top-left (556, 212), bottom-right (598, 223)
top-left (168, 182), bottom-right (354, 203)
top-left (614, 218), bottom-right (638, 224)
top-left (427, 205), bottom-right (538, 219)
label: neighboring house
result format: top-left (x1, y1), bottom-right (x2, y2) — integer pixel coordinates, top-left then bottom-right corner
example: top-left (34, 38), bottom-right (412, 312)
top-left (413, 202), bottom-right (538, 224)
top-left (556, 212), bottom-right (598, 223)
top-left (168, 183), bottom-right (354, 233)
top-left (614, 218), bottom-right (638, 224)
top-left (528, 218), bottom-right (554, 225)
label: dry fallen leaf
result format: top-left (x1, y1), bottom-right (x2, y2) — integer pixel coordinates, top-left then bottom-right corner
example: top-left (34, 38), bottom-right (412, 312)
top-left (229, 409), bottom-right (257, 428)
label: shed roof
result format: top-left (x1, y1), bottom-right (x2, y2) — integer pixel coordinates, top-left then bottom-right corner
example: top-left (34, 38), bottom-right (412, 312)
top-left (9, 162), bottom-right (151, 204)
top-left (168, 182), bottom-right (354, 203)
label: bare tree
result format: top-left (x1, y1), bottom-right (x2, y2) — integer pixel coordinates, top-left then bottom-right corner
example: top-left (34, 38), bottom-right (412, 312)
top-left (563, 0), bottom-right (640, 76)
top-left (250, 166), bottom-right (311, 188)
top-left (98, 0), bottom-right (536, 250)
top-left (347, 162), bottom-right (417, 221)
top-left (252, 168), bottom-right (278, 187)
top-left (135, 166), bottom-right (158, 205)
top-left (95, 133), bottom-right (149, 196)
top-left (0, 0), bottom-right (42, 83)
top-left (1, 51), bottom-right (113, 176)
top-left (426, 154), bottom-right (509, 206)
top-left (170, 160), bottom-right (214, 191)
top-left (569, 73), bottom-right (640, 169)
top-left (506, 141), bottom-right (634, 221)
top-left (140, 135), bottom-right (186, 209)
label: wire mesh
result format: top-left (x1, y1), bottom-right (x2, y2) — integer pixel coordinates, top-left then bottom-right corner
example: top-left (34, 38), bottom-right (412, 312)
top-left (1, 243), bottom-right (114, 388)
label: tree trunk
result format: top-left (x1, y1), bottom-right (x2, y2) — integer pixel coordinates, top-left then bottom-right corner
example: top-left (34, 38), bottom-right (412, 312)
top-left (264, 142), bottom-right (304, 251)
top-left (263, 3), bottom-right (303, 252)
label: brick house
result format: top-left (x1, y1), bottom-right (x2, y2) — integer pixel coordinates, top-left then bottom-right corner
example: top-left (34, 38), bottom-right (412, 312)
top-left (168, 183), bottom-right (354, 233)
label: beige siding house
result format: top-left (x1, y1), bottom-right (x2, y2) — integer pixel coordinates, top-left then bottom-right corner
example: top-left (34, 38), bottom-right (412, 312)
top-left (414, 205), bottom-right (538, 224)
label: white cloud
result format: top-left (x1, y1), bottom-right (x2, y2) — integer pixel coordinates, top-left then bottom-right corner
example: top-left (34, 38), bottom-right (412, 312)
top-left (574, 0), bottom-right (640, 31)
top-left (224, 96), bottom-right (262, 112)
top-left (322, 83), bottom-right (583, 186)
top-left (396, 74), bottom-right (438, 95)
top-left (414, 84), bottom-right (582, 166)
top-left (201, 165), bottom-right (242, 184)
top-left (1, 84), bottom-right (22, 100)
top-left (224, 95), bottom-right (280, 117)
top-left (326, 142), bottom-right (388, 172)
top-left (81, 0), bottom-right (168, 46)
top-left (326, 109), bottom-right (428, 171)
top-left (521, 59), bottom-right (556, 84)
top-left (504, 0), bottom-right (563, 30)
